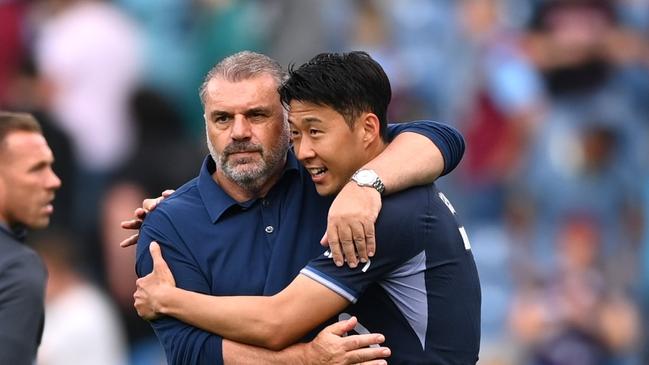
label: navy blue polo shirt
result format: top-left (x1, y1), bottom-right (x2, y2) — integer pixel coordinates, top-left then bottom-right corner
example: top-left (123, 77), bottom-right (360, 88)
top-left (302, 184), bottom-right (481, 364)
top-left (135, 121), bottom-right (465, 365)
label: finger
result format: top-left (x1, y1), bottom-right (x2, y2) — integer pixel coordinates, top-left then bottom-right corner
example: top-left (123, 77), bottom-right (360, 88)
top-left (149, 241), bottom-right (170, 274)
top-left (346, 346), bottom-right (391, 364)
top-left (357, 358), bottom-right (389, 365)
top-left (364, 221), bottom-right (376, 258)
top-left (143, 198), bottom-right (159, 212)
top-left (135, 207), bottom-right (147, 220)
top-left (119, 233), bottom-right (140, 248)
top-left (120, 219), bottom-right (142, 229)
top-left (350, 221), bottom-right (368, 263)
top-left (320, 232), bottom-right (329, 247)
top-left (326, 316), bottom-right (358, 336)
top-left (342, 333), bottom-right (386, 351)
top-left (326, 222), bottom-right (344, 267)
top-left (338, 225), bottom-right (358, 268)
top-left (161, 189), bottom-right (175, 197)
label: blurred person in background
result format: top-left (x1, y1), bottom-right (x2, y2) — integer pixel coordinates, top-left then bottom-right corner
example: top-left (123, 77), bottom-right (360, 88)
top-left (32, 0), bottom-right (143, 279)
top-left (509, 213), bottom-right (640, 365)
top-left (101, 87), bottom-right (202, 363)
top-left (3, 55), bottom-right (77, 229)
top-left (0, 111), bottom-right (61, 365)
top-left (30, 229), bottom-right (128, 365)
top-left (0, 0), bottom-right (30, 107)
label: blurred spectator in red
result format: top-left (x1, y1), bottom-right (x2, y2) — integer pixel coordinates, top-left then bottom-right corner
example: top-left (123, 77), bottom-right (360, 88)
top-left (0, 1), bottom-right (29, 107)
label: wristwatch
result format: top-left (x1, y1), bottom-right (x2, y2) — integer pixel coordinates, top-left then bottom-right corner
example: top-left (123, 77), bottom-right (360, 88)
top-left (351, 169), bottom-right (385, 195)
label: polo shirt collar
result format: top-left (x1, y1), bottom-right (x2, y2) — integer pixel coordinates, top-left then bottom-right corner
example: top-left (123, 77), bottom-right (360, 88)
top-left (197, 152), bottom-right (301, 223)
top-left (0, 222), bottom-right (27, 242)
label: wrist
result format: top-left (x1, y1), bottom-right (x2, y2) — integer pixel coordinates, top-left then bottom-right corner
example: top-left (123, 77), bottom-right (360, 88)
top-left (351, 168), bottom-right (385, 195)
top-left (279, 342), bottom-right (309, 365)
top-left (156, 286), bottom-right (179, 316)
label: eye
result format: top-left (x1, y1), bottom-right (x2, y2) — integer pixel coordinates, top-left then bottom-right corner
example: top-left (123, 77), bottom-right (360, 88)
top-left (214, 114), bottom-right (231, 124)
top-left (309, 128), bottom-right (321, 136)
top-left (290, 128), bottom-right (301, 139)
top-left (247, 110), bottom-right (271, 123)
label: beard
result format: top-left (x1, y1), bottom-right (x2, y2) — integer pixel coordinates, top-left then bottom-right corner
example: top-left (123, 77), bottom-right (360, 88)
top-left (207, 125), bottom-right (290, 193)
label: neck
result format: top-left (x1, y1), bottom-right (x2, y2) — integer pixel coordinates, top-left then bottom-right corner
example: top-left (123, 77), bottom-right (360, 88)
top-left (362, 139), bottom-right (388, 166)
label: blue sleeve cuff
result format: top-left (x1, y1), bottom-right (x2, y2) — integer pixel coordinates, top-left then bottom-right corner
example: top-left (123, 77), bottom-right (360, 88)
top-left (386, 121), bottom-right (465, 176)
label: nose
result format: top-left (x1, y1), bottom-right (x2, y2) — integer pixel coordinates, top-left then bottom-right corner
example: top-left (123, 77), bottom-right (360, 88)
top-left (47, 169), bottom-right (62, 190)
top-left (294, 137), bottom-right (315, 162)
top-left (231, 115), bottom-right (252, 141)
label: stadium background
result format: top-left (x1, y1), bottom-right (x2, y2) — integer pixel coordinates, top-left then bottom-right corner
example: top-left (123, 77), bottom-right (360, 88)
top-left (1, 0), bottom-right (648, 364)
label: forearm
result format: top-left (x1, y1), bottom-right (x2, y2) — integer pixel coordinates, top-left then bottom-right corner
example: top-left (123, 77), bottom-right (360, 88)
top-left (223, 339), bottom-right (306, 365)
top-left (156, 275), bottom-right (345, 350)
top-left (160, 287), bottom-right (288, 349)
top-left (364, 132), bottom-right (444, 194)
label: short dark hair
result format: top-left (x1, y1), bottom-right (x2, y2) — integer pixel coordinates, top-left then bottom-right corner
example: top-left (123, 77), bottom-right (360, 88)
top-left (0, 111), bottom-right (42, 151)
top-left (279, 51), bottom-right (391, 141)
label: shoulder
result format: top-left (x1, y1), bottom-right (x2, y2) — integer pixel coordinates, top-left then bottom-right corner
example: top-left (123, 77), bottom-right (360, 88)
top-left (0, 239), bottom-right (45, 273)
top-left (141, 178), bottom-right (202, 227)
top-left (0, 244), bottom-right (46, 297)
top-left (157, 178), bottom-right (201, 214)
top-left (379, 184), bottom-right (435, 222)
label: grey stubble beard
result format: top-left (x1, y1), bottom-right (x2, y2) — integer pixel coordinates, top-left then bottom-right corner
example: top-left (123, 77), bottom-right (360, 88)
top-left (206, 124), bottom-right (290, 194)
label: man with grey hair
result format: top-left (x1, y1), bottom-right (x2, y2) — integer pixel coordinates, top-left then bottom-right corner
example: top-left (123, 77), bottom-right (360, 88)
top-left (132, 51), bottom-right (465, 364)
top-left (201, 52), bottom-right (291, 196)
top-left (0, 111), bottom-right (61, 365)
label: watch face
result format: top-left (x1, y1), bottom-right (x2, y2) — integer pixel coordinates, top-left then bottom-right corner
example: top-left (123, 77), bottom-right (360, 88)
top-left (355, 170), bottom-right (375, 184)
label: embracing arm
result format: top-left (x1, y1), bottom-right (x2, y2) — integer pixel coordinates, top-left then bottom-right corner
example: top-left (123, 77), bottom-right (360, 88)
top-left (136, 242), bottom-right (348, 350)
top-left (223, 318), bottom-right (389, 365)
top-left (373, 121), bottom-right (464, 193)
top-left (325, 120), bottom-right (465, 266)
top-left (155, 275), bottom-right (346, 350)
top-left (137, 239), bottom-right (387, 363)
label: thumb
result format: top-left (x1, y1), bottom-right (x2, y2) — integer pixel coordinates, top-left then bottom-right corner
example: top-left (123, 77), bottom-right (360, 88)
top-left (320, 232), bottom-right (329, 247)
top-left (327, 316), bottom-right (357, 336)
top-left (149, 241), bottom-right (169, 274)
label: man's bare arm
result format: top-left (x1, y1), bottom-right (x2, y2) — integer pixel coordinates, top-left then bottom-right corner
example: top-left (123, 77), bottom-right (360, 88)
top-left (135, 242), bottom-right (351, 350)
top-left (324, 131), bottom-right (445, 267)
top-left (223, 317), bottom-right (390, 365)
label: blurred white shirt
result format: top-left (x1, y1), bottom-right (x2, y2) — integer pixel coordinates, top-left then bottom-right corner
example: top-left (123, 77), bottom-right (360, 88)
top-left (37, 283), bottom-right (128, 365)
top-left (35, 1), bottom-right (143, 172)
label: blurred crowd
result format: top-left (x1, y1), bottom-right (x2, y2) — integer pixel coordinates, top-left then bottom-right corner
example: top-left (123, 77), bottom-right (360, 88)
top-left (1, 0), bottom-right (648, 364)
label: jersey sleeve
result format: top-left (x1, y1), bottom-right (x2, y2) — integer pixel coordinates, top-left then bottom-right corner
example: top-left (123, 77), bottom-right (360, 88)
top-left (136, 210), bottom-right (224, 365)
top-left (300, 190), bottom-right (427, 303)
top-left (385, 120), bottom-right (465, 176)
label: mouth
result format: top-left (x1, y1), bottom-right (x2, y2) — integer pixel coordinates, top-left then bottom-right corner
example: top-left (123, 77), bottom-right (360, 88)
top-left (43, 202), bottom-right (54, 214)
top-left (307, 167), bottom-right (328, 182)
top-left (228, 150), bottom-right (260, 156)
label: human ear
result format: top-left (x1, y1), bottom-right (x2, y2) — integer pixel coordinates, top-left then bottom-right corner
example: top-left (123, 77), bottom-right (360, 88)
top-left (360, 113), bottom-right (380, 147)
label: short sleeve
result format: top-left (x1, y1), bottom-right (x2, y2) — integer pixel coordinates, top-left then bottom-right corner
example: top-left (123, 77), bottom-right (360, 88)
top-left (386, 121), bottom-right (465, 176)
